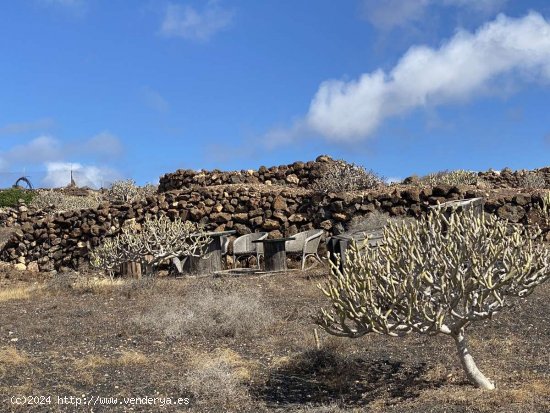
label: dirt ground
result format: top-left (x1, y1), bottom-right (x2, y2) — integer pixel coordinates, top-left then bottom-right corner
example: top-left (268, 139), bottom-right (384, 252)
top-left (0, 262), bottom-right (548, 413)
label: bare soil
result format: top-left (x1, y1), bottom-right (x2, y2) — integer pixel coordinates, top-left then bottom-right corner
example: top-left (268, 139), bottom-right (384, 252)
top-left (0, 262), bottom-right (548, 413)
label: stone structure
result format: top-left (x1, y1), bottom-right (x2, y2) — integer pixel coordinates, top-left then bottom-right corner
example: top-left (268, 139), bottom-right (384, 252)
top-left (158, 155), bottom-right (337, 192)
top-left (1, 182), bottom-right (548, 272)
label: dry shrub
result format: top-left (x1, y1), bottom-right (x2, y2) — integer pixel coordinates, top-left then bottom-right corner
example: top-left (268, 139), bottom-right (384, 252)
top-left (312, 160), bottom-right (385, 193)
top-left (31, 189), bottom-right (100, 212)
top-left (104, 180), bottom-right (157, 203)
top-left (136, 285), bottom-right (273, 339)
top-left (346, 210), bottom-right (406, 233)
top-left (0, 347), bottom-right (30, 375)
top-left (116, 350), bottom-right (149, 366)
top-left (289, 404), bottom-right (358, 413)
top-left (45, 272), bottom-right (155, 296)
top-left (0, 285), bottom-right (38, 302)
top-left (181, 348), bottom-right (256, 412)
top-left (420, 169), bottom-right (478, 186)
top-left (520, 172), bottom-right (547, 189)
top-left (74, 355), bottom-right (109, 372)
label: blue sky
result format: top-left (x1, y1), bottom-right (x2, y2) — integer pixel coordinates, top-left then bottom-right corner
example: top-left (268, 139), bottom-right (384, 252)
top-left (1, 0), bottom-right (549, 188)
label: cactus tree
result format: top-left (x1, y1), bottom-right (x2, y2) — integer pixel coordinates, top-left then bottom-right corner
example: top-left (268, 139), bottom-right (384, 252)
top-left (90, 215), bottom-right (211, 277)
top-left (315, 207), bottom-right (550, 390)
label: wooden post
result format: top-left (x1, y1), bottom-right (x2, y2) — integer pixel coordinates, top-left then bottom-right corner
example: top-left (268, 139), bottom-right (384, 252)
top-left (184, 236), bottom-right (223, 275)
top-left (121, 261), bottom-right (141, 278)
top-left (263, 241), bottom-right (287, 271)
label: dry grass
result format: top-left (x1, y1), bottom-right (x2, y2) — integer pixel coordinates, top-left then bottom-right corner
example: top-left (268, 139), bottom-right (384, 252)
top-left (403, 376), bottom-right (550, 413)
top-left (181, 348), bottom-right (257, 411)
top-left (45, 272), bottom-right (155, 296)
top-left (0, 347), bottom-right (30, 378)
top-left (117, 350), bottom-right (149, 366)
top-left (135, 283), bottom-right (274, 339)
top-left (0, 284), bottom-right (38, 302)
top-left (0, 271), bottom-right (547, 412)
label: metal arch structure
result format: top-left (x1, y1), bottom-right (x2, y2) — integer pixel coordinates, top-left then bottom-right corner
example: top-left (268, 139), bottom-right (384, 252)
top-left (12, 176), bottom-right (33, 190)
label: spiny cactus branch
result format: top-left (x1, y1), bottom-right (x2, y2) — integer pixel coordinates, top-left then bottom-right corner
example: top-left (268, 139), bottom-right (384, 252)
top-left (315, 207), bottom-right (550, 389)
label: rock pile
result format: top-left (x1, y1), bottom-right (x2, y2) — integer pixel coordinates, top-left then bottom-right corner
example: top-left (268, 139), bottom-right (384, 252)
top-left (1, 183), bottom-right (548, 272)
top-left (158, 155), bottom-right (336, 192)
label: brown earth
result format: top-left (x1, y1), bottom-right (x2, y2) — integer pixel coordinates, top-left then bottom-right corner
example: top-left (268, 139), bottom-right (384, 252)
top-left (0, 262), bottom-right (548, 413)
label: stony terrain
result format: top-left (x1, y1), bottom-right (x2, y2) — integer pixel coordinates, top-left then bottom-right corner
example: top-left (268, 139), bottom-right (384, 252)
top-left (0, 265), bottom-right (548, 413)
top-left (0, 158), bottom-right (549, 273)
top-left (0, 157), bottom-right (549, 412)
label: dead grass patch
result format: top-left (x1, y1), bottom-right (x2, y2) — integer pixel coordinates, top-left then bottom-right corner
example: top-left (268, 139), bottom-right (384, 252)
top-left (135, 284), bottom-right (274, 339)
top-left (408, 376), bottom-right (550, 413)
top-left (0, 347), bottom-right (30, 376)
top-left (180, 347), bottom-right (258, 411)
top-left (74, 354), bottom-right (110, 371)
top-left (0, 285), bottom-right (38, 302)
top-left (116, 350), bottom-right (149, 366)
top-left (46, 272), bottom-right (156, 296)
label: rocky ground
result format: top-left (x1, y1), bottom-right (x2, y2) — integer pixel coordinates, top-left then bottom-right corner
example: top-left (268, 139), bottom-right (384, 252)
top-left (0, 263), bottom-right (548, 413)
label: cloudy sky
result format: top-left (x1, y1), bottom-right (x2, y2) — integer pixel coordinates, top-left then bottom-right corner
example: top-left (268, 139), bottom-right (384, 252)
top-left (1, 0), bottom-right (549, 187)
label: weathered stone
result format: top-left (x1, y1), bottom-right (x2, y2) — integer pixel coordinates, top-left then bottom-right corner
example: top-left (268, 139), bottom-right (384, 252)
top-left (497, 204), bottom-right (525, 223)
top-left (233, 223), bottom-right (251, 235)
top-left (211, 212), bottom-right (232, 223)
top-left (272, 195), bottom-right (287, 211)
top-left (332, 212), bottom-right (349, 222)
top-left (233, 213), bottom-right (248, 223)
top-left (27, 261), bottom-right (39, 272)
top-left (330, 201), bottom-right (344, 212)
top-left (390, 206), bottom-right (407, 216)
top-left (320, 220), bottom-right (333, 230)
top-left (286, 174), bottom-right (299, 185)
top-left (401, 189), bottom-right (421, 202)
top-left (251, 216), bottom-right (263, 226)
top-left (263, 219), bottom-right (280, 230)
top-left (249, 208), bottom-right (263, 218)
top-left (273, 211), bottom-right (288, 222)
top-left (288, 213), bottom-right (305, 223)
top-left (432, 185), bottom-right (452, 197)
top-left (14, 263), bottom-right (26, 271)
top-left (513, 194), bottom-right (531, 206)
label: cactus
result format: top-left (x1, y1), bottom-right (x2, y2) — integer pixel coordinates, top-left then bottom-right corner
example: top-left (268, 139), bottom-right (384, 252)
top-left (90, 215), bottom-right (211, 277)
top-left (315, 207), bottom-right (550, 390)
top-left (312, 160), bottom-right (385, 193)
top-left (421, 169), bottom-right (478, 186)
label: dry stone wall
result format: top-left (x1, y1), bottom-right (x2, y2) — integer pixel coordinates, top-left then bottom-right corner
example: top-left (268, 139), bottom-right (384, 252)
top-left (158, 155), bottom-right (336, 192)
top-left (476, 167), bottom-right (550, 189)
top-left (1, 183), bottom-right (548, 272)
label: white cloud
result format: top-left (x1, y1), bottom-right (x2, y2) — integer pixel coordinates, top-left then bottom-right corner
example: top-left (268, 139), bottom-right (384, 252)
top-left (361, 0), bottom-right (430, 30)
top-left (81, 131), bottom-right (124, 159)
top-left (160, 1), bottom-right (234, 41)
top-left (0, 132), bottom-right (124, 187)
top-left (43, 162), bottom-right (120, 188)
top-left (281, 12), bottom-right (550, 143)
top-left (0, 132), bottom-right (124, 167)
top-left (2, 135), bottom-right (63, 164)
top-left (0, 118), bottom-right (55, 136)
top-left (361, 0), bottom-right (508, 30)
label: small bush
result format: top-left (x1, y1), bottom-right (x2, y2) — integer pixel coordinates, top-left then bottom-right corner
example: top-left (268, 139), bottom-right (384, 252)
top-left (312, 160), bottom-right (384, 193)
top-left (31, 189), bottom-right (100, 212)
top-left (104, 180), bottom-right (157, 203)
top-left (136, 285), bottom-right (273, 339)
top-left (420, 169), bottom-right (478, 186)
top-left (0, 188), bottom-right (35, 207)
top-left (520, 172), bottom-right (547, 189)
top-left (346, 210), bottom-right (406, 233)
top-left (182, 354), bottom-right (254, 411)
